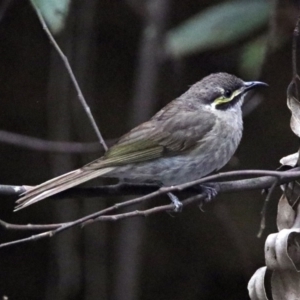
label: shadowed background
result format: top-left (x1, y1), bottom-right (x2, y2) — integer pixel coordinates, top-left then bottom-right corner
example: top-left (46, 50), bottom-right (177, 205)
top-left (0, 0), bottom-right (299, 299)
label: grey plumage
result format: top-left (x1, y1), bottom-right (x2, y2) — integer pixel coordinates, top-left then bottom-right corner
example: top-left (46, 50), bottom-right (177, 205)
top-left (15, 73), bottom-right (267, 210)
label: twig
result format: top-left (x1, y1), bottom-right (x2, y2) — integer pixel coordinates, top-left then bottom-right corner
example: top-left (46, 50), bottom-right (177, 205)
top-left (0, 232), bottom-right (53, 248)
top-left (257, 177), bottom-right (280, 238)
top-left (0, 219), bottom-right (64, 231)
top-left (0, 194), bottom-right (205, 248)
top-left (30, 4), bottom-right (108, 151)
top-left (0, 130), bottom-right (101, 153)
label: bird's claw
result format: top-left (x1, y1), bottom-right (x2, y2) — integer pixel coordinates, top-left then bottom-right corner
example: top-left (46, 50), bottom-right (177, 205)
top-left (196, 184), bottom-right (218, 211)
top-left (202, 185), bottom-right (218, 202)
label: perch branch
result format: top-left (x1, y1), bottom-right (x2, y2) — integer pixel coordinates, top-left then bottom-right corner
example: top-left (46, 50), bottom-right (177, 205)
top-left (1, 169), bottom-right (300, 248)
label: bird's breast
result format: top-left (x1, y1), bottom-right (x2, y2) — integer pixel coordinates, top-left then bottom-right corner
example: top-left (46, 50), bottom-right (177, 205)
top-left (109, 112), bottom-right (243, 185)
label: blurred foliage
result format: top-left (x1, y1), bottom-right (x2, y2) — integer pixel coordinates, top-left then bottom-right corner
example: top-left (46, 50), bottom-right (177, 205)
top-left (239, 35), bottom-right (268, 79)
top-left (30, 0), bottom-right (71, 34)
top-left (166, 0), bottom-right (270, 77)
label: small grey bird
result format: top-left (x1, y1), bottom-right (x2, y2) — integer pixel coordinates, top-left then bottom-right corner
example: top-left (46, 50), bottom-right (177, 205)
top-left (15, 73), bottom-right (267, 211)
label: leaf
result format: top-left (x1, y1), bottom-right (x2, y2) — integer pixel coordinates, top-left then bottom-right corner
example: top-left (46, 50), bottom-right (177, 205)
top-left (239, 35), bottom-right (268, 78)
top-left (165, 0), bottom-right (270, 57)
top-left (287, 80), bottom-right (300, 138)
top-left (31, 0), bottom-right (71, 34)
top-left (271, 270), bottom-right (300, 300)
top-left (277, 194), bottom-right (296, 230)
top-left (279, 180), bottom-right (300, 207)
top-left (249, 267), bottom-right (300, 300)
top-left (265, 229), bottom-right (300, 272)
top-left (280, 153), bottom-right (299, 167)
top-left (248, 267), bottom-right (269, 300)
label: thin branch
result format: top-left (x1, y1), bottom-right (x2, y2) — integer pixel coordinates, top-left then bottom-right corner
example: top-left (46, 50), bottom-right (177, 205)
top-left (0, 130), bottom-right (101, 153)
top-left (1, 168), bottom-right (300, 199)
top-left (0, 194), bottom-right (205, 248)
top-left (257, 177), bottom-right (280, 238)
top-left (0, 219), bottom-right (64, 231)
top-left (30, 4), bottom-right (108, 151)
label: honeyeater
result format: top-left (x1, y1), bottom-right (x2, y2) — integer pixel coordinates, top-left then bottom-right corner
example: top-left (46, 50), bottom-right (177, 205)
top-left (15, 73), bottom-right (267, 211)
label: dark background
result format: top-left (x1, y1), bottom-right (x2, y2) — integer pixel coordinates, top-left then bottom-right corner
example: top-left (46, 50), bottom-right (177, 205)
top-left (0, 0), bottom-right (298, 299)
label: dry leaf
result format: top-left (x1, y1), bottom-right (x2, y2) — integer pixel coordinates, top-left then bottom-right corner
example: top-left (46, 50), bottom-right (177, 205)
top-left (248, 267), bottom-right (269, 300)
top-left (271, 270), bottom-right (300, 299)
top-left (287, 81), bottom-right (300, 137)
top-left (265, 229), bottom-right (300, 272)
top-left (277, 194), bottom-right (296, 230)
top-left (280, 153), bottom-right (299, 167)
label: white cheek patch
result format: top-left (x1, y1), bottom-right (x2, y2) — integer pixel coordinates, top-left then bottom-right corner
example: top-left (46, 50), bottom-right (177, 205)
top-left (210, 102), bottom-right (217, 110)
top-left (206, 103), bottom-right (217, 110)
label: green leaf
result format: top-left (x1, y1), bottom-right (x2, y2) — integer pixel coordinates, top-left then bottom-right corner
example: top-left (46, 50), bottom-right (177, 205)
top-left (31, 0), bottom-right (71, 34)
top-left (239, 35), bottom-right (267, 78)
top-left (166, 0), bottom-right (270, 57)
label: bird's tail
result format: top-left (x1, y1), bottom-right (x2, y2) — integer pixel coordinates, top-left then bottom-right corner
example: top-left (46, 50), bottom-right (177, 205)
top-left (14, 167), bottom-right (115, 211)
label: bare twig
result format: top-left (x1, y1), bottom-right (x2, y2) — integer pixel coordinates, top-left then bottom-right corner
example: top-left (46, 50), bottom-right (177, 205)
top-left (257, 177), bottom-right (280, 238)
top-left (0, 194), bottom-right (205, 248)
top-left (0, 130), bottom-right (101, 153)
top-left (0, 219), bottom-right (64, 231)
top-left (30, 4), bottom-right (108, 151)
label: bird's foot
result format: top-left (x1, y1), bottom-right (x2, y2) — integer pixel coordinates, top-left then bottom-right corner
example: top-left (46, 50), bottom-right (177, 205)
top-left (167, 192), bottom-right (183, 213)
top-left (195, 184), bottom-right (218, 211)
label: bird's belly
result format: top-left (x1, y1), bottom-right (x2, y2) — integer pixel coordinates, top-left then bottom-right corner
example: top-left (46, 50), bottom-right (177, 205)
top-left (108, 127), bottom-right (242, 185)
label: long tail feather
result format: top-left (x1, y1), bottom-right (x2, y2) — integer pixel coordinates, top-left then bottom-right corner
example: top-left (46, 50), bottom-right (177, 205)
top-left (14, 167), bottom-right (115, 211)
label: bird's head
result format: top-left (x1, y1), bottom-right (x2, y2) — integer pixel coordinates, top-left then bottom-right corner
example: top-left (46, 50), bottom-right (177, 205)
top-left (183, 72), bottom-right (268, 111)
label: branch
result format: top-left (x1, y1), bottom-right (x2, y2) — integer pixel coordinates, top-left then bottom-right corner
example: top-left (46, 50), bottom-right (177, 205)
top-left (1, 168), bottom-right (300, 248)
top-left (0, 193), bottom-right (204, 248)
top-left (257, 177), bottom-right (280, 238)
top-left (0, 130), bottom-right (102, 153)
top-left (1, 168), bottom-right (300, 199)
top-left (30, 3), bottom-right (108, 151)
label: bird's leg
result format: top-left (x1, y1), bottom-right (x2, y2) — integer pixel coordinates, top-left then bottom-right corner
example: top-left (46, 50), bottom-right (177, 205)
top-left (155, 182), bottom-right (182, 212)
top-left (166, 192), bottom-right (183, 212)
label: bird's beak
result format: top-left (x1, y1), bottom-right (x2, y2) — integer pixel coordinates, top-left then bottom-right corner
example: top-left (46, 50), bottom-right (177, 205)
top-left (243, 81), bottom-right (268, 93)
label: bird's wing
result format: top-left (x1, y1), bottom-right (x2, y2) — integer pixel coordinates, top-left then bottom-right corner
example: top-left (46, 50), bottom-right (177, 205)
top-left (83, 105), bottom-right (216, 170)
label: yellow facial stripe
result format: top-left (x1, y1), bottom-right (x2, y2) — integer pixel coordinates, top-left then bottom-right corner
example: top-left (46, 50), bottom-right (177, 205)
top-left (213, 89), bottom-right (241, 106)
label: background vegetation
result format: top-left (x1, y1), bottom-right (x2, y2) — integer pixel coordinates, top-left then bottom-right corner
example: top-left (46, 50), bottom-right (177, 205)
top-left (0, 0), bottom-right (298, 299)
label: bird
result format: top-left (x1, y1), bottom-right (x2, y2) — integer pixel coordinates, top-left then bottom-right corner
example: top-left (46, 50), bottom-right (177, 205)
top-left (15, 73), bottom-right (267, 211)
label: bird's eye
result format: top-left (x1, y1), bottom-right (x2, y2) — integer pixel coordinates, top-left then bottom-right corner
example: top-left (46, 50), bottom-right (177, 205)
top-left (224, 89), bottom-right (232, 98)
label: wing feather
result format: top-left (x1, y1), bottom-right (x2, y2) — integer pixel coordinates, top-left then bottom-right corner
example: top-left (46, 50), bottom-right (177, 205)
top-left (84, 103), bottom-right (216, 170)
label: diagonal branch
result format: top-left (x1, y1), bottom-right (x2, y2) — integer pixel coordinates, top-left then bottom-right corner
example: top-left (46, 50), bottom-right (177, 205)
top-left (30, 3), bottom-right (108, 151)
